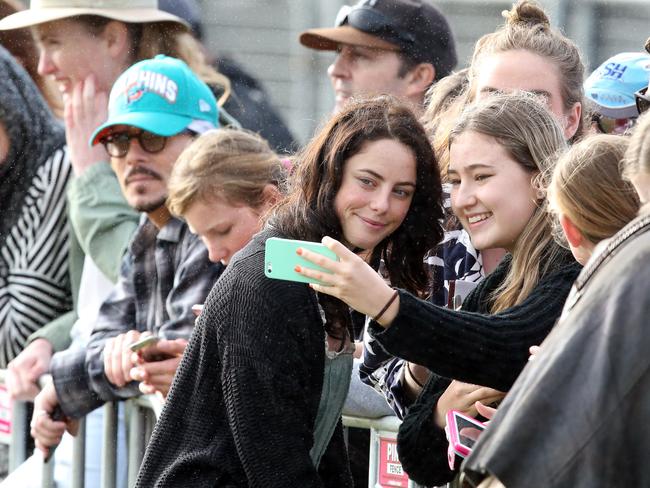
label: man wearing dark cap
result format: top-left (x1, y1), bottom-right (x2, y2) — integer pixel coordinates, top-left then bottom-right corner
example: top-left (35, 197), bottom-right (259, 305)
top-left (300, 0), bottom-right (457, 113)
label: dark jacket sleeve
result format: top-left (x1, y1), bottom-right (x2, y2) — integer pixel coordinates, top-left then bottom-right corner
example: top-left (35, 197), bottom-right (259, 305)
top-left (367, 263), bottom-right (581, 391)
top-left (397, 374), bottom-right (455, 486)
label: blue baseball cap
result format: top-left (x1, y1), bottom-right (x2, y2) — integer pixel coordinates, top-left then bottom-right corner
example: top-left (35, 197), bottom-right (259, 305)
top-left (584, 52), bottom-right (650, 119)
top-left (90, 55), bottom-right (218, 146)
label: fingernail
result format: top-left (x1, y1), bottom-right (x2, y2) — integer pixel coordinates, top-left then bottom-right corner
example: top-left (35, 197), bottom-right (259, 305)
top-left (294, 265), bottom-right (302, 273)
top-left (296, 248), bottom-right (303, 255)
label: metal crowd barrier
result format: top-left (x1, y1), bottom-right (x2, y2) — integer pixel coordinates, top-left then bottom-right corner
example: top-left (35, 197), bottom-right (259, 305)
top-left (1, 373), bottom-right (416, 488)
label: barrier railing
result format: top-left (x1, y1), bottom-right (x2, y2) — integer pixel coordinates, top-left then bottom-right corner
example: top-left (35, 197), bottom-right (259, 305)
top-left (1, 373), bottom-right (417, 488)
top-left (343, 415), bottom-right (420, 488)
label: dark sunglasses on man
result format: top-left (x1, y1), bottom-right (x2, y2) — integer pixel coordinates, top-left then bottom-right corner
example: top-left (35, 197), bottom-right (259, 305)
top-left (335, 2), bottom-right (415, 47)
top-left (635, 86), bottom-right (650, 115)
top-left (100, 129), bottom-right (196, 158)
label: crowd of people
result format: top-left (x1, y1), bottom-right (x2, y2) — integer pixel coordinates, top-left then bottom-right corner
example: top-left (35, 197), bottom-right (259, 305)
top-left (0, 0), bottom-right (649, 487)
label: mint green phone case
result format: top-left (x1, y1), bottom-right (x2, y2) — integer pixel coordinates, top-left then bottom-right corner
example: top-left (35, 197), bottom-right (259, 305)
top-left (264, 237), bottom-right (339, 284)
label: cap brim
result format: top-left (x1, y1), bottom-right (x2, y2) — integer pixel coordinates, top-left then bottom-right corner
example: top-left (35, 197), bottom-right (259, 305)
top-left (299, 25), bottom-right (398, 52)
top-left (90, 112), bottom-right (192, 146)
top-left (0, 8), bottom-right (188, 31)
top-left (586, 89), bottom-right (639, 119)
top-left (594, 104), bottom-right (639, 119)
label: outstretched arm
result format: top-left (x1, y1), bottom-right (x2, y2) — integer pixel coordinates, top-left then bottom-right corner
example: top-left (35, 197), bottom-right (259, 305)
top-left (298, 237), bottom-right (580, 391)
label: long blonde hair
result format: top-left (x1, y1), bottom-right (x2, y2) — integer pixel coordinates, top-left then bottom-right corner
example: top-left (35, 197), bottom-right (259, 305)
top-left (449, 92), bottom-right (567, 312)
top-left (167, 129), bottom-right (286, 217)
top-left (548, 135), bottom-right (639, 246)
top-left (468, 1), bottom-right (585, 140)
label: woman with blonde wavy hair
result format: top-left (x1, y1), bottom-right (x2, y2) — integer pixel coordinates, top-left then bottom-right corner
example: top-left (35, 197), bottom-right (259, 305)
top-left (296, 92), bottom-right (582, 485)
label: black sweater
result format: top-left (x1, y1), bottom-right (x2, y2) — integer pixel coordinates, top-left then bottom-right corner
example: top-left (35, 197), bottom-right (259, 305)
top-left (136, 229), bottom-right (352, 488)
top-left (366, 250), bottom-right (581, 486)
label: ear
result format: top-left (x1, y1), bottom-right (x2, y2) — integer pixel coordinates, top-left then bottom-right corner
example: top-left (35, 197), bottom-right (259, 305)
top-left (102, 21), bottom-right (130, 61)
top-left (403, 63), bottom-right (435, 100)
top-left (559, 213), bottom-right (583, 249)
top-left (562, 102), bottom-right (582, 140)
top-left (259, 184), bottom-right (282, 210)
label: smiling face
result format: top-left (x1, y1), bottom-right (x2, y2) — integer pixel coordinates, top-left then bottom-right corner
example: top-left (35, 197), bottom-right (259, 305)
top-left (34, 19), bottom-right (127, 95)
top-left (448, 130), bottom-right (538, 252)
top-left (184, 196), bottom-right (269, 265)
top-left (334, 138), bottom-right (417, 252)
top-left (107, 125), bottom-right (194, 213)
top-left (327, 44), bottom-right (412, 113)
top-left (474, 49), bottom-right (581, 140)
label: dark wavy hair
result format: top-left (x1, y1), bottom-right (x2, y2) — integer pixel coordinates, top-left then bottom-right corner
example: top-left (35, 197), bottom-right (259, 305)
top-left (272, 96), bottom-right (443, 335)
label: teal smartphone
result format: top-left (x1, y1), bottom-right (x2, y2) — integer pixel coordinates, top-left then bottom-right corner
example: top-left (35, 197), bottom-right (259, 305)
top-left (264, 237), bottom-right (339, 284)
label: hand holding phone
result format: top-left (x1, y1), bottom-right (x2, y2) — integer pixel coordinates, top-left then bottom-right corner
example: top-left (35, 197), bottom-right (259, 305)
top-left (445, 410), bottom-right (486, 470)
top-left (264, 237), bottom-right (339, 285)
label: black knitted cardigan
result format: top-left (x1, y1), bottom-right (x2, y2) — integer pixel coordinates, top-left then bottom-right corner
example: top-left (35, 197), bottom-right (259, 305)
top-left (136, 228), bottom-right (352, 488)
top-left (367, 249), bottom-right (581, 486)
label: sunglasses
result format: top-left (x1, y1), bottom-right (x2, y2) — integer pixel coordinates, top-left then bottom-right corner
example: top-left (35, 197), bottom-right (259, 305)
top-left (591, 113), bottom-right (637, 135)
top-left (335, 3), bottom-right (415, 46)
top-left (101, 129), bottom-right (194, 158)
top-left (635, 86), bottom-right (650, 115)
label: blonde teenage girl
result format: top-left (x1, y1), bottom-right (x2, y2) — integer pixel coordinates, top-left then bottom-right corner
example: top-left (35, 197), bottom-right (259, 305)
top-left (462, 113), bottom-right (650, 488)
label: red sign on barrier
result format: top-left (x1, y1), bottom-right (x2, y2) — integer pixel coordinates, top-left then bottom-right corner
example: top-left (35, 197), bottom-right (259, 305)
top-left (378, 435), bottom-right (409, 487)
top-left (0, 384), bottom-right (12, 440)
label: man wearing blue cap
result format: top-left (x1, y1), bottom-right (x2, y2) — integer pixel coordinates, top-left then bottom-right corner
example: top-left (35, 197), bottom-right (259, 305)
top-left (584, 51), bottom-right (650, 134)
top-left (30, 55), bottom-right (223, 458)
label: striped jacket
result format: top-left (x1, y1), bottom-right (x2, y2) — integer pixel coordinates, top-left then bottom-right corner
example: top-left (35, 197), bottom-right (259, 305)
top-left (0, 147), bottom-right (72, 367)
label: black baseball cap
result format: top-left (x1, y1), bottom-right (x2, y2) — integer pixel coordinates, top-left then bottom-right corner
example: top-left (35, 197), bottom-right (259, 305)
top-left (300, 0), bottom-right (457, 80)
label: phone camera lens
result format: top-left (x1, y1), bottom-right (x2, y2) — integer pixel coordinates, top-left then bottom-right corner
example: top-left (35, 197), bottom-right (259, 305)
top-left (266, 262), bottom-right (272, 274)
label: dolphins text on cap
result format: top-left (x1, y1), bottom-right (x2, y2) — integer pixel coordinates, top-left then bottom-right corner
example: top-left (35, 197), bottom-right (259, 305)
top-left (115, 69), bottom-right (178, 105)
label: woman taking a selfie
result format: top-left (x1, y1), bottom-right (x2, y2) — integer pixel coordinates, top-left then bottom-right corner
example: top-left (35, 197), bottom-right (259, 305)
top-left (136, 96), bottom-right (444, 487)
top-left (297, 92), bottom-right (583, 485)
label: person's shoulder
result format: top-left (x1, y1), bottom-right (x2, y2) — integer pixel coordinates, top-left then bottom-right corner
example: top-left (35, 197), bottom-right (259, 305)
top-left (33, 145), bottom-right (72, 190)
top-left (219, 228), bottom-right (308, 298)
top-left (591, 227), bottom-right (650, 292)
